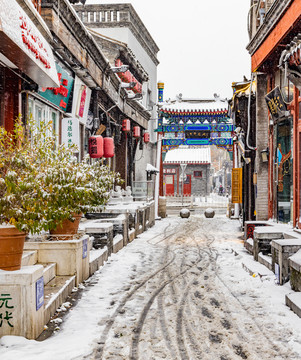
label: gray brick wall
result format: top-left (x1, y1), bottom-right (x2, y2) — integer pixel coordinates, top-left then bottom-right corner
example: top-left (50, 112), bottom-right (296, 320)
top-left (255, 73), bottom-right (269, 220)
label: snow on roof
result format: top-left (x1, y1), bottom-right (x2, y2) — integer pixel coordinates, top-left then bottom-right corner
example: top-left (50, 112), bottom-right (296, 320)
top-left (164, 147), bottom-right (211, 164)
top-left (160, 95), bottom-right (228, 113)
top-left (146, 163), bottom-right (159, 172)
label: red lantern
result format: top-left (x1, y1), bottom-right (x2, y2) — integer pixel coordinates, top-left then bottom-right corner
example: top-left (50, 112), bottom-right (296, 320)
top-left (122, 119), bottom-right (130, 132)
top-left (143, 132), bottom-right (150, 143)
top-left (133, 126), bottom-right (140, 138)
top-left (89, 136), bottom-right (103, 158)
top-left (103, 137), bottom-right (115, 158)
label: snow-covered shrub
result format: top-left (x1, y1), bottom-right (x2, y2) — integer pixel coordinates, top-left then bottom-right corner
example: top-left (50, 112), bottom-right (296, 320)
top-left (0, 117), bottom-right (121, 234)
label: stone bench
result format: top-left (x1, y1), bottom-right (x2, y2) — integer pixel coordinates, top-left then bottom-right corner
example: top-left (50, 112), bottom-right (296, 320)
top-left (289, 250), bottom-right (301, 291)
top-left (80, 222), bottom-right (114, 256)
top-left (85, 213), bottom-right (128, 246)
top-left (253, 228), bottom-right (284, 261)
top-left (244, 221), bottom-right (271, 250)
top-left (271, 239), bottom-right (301, 285)
top-left (244, 221), bottom-right (271, 240)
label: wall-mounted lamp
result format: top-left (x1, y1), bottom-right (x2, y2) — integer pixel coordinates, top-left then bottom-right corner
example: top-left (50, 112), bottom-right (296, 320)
top-left (127, 93), bottom-right (143, 100)
top-left (111, 65), bottom-right (129, 73)
top-left (121, 81), bottom-right (136, 89)
top-left (260, 147), bottom-right (269, 162)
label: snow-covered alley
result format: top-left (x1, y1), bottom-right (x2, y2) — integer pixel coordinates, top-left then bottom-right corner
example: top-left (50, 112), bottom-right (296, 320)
top-left (1, 214), bottom-right (301, 360)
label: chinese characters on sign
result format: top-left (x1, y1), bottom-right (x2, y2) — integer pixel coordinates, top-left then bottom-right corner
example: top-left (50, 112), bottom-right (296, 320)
top-left (39, 63), bottom-right (74, 110)
top-left (163, 168), bottom-right (176, 174)
top-left (265, 87), bottom-right (287, 120)
top-left (0, 293), bottom-right (14, 328)
top-left (232, 168), bottom-right (242, 204)
top-left (185, 130), bottom-right (211, 139)
top-left (19, 13), bottom-right (51, 69)
top-left (62, 118), bottom-right (80, 149)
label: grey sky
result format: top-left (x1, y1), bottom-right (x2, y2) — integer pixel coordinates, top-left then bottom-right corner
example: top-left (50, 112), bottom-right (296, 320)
top-left (86, 0), bottom-right (251, 100)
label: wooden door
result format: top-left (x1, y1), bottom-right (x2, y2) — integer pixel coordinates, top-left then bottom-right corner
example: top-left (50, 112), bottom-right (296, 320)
top-left (183, 175), bottom-right (191, 196)
top-left (165, 175), bottom-right (174, 196)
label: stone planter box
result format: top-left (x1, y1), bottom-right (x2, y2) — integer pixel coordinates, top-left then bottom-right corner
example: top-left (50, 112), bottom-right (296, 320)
top-left (24, 235), bottom-right (90, 286)
top-left (272, 239), bottom-right (301, 285)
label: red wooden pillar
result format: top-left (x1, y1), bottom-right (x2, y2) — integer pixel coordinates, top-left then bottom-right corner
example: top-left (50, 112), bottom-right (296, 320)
top-left (159, 133), bottom-right (164, 196)
top-left (293, 87), bottom-right (299, 227)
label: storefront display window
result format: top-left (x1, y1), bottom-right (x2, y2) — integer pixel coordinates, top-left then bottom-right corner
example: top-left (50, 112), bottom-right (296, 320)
top-left (28, 98), bottom-right (59, 145)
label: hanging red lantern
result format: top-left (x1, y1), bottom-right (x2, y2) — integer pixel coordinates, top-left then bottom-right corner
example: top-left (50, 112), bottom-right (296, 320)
top-left (89, 136), bottom-right (103, 158)
top-left (122, 119), bottom-right (130, 132)
top-left (143, 132), bottom-right (150, 143)
top-left (133, 126), bottom-right (140, 138)
top-left (103, 137), bottom-right (115, 158)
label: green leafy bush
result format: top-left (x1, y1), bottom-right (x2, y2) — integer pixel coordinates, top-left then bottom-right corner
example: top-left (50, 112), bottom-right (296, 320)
top-left (0, 117), bottom-right (121, 233)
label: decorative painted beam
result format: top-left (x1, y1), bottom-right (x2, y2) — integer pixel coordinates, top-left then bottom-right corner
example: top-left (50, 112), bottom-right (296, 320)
top-left (162, 138), bottom-right (233, 146)
top-left (156, 124), bottom-right (234, 133)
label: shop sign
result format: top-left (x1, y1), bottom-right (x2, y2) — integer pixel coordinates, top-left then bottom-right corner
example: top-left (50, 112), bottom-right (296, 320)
top-left (185, 130), bottom-right (211, 139)
top-left (232, 168), bottom-right (242, 204)
top-left (82, 238), bottom-right (88, 259)
top-left (265, 87), bottom-right (287, 120)
top-left (0, 0), bottom-right (59, 87)
top-left (39, 63), bottom-right (74, 110)
top-left (35, 276), bottom-right (44, 311)
top-left (71, 77), bottom-right (92, 124)
top-left (62, 117), bottom-right (80, 149)
top-left (163, 168), bottom-right (176, 174)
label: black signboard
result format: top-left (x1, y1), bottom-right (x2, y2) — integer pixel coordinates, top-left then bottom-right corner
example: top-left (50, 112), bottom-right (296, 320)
top-left (265, 86), bottom-right (287, 120)
top-left (185, 130), bottom-right (211, 139)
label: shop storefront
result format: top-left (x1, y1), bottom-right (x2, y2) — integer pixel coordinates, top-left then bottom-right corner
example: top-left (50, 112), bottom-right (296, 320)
top-left (0, 0), bottom-right (59, 130)
top-left (25, 59), bottom-right (75, 149)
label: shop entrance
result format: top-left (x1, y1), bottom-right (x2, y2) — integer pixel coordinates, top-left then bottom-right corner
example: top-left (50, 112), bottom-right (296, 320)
top-left (276, 117), bottom-right (292, 223)
top-left (183, 174), bottom-right (191, 196)
top-left (165, 175), bottom-right (175, 196)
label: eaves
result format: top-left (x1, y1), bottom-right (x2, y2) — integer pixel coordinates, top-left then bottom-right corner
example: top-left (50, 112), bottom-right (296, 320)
top-left (246, 0), bottom-right (292, 56)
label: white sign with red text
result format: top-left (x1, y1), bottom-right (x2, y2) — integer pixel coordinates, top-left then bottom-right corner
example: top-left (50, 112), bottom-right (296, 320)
top-left (0, 0), bottom-right (59, 87)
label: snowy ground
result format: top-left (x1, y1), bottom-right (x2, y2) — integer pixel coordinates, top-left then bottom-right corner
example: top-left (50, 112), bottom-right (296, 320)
top-left (1, 215), bottom-right (301, 359)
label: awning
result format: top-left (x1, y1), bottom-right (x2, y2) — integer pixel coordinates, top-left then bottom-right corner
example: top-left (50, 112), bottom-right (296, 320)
top-left (0, 0), bottom-right (59, 87)
top-left (146, 163), bottom-right (159, 173)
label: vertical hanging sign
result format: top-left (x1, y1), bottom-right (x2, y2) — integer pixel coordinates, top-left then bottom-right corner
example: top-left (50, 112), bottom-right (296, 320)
top-left (232, 168), bottom-right (242, 204)
top-left (62, 118), bottom-right (80, 149)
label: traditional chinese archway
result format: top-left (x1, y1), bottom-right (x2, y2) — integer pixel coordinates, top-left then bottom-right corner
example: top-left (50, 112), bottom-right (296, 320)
top-left (156, 81), bottom-right (234, 196)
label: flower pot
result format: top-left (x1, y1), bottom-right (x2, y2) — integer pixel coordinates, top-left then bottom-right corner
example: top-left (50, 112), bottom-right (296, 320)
top-left (0, 225), bottom-right (26, 271)
top-left (50, 213), bottom-right (82, 239)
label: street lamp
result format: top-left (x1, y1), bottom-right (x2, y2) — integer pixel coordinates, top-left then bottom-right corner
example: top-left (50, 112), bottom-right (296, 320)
top-left (261, 147), bottom-right (269, 162)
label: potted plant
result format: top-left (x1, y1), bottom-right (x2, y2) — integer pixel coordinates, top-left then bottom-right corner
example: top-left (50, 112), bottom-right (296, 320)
top-left (0, 118), bottom-right (50, 270)
top-left (28, 119), bottom-right (120, 236)
top-left (0, 117), bottom-right (121, 269)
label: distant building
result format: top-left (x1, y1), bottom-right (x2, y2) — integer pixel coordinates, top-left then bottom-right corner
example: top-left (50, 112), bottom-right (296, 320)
top-left (163, 147), bottom-right (211, 197)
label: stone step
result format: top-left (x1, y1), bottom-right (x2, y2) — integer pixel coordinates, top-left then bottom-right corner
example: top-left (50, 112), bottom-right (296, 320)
top-left (113, 234), bottom-right (124, 254)
top-left (286, 292), bottom-right (301, 318)
top-left (43, 263), bottom-right (56, 285)
top-left (129, 228), bottom-right (136, 242)
top-left (44, 275), bottom-right (76, 324)
top-left (21, 250), bottom-right (38, 266)
top-left (89, 247), bottom-right (108, 276)
top-left (258, 252), bottom-right (273, 271)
